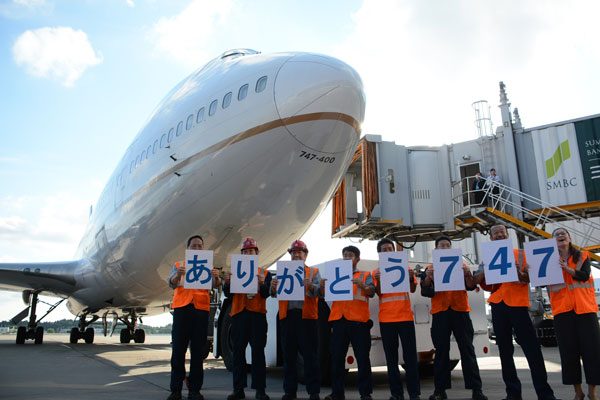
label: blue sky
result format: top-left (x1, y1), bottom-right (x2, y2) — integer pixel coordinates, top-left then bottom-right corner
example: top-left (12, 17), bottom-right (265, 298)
top-left (1, 0), bottom-right (599, 326)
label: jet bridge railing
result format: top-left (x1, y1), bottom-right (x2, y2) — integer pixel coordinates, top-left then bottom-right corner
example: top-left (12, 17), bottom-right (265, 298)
top-left (451, 176), bottom-right (600, 250)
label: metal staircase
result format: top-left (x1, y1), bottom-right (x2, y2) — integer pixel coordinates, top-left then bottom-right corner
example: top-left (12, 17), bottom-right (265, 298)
top-left (452, 176), bottom-right (600, 264)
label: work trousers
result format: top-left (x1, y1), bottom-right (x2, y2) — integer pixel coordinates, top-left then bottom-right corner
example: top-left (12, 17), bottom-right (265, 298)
top-left (280, 309), bottom-right (320, 396)
top-left (170, 304), bottom-right (208, 394)
top-left (491, 301), bottom-right (555, 400)
top-left (431, 309), bottom-right (482, 392)
top-left (231, 310), bottom-right (268, 392)
top-left (554, 311), bottom-right (600, 385)
top-left (380, 321), bottom-right (420, 398)
top-left (330, 318), bottom-right (373, 397)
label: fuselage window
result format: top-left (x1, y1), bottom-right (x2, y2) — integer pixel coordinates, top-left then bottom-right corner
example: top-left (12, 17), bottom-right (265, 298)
top-left (176, 121), bottom-right (183, 137)
top-left (141, 150), bottom-right (146, 161)
top-left (222, 92), bottom-right (232, 109)
top-left (146, 145), bottom-right (151, 158)
top-left (238, 84), bottom-right (248, 101)
top-left (160, 134), bottom-right (167, 148)
top-left (135, 154), bottom-right (140, 168)
top-left (167, 128), bottom-right (174, 143)
top-left (186, 114), bottom-right (194, 130)
top-left (153, 140), bottom-right (158, 154)
top-left (196, 107), bottom-right (205, 123)
top-left (209, 99), bottom-right (218, 116)
top-left (256, 76), bottom-right (268, 93)
top-left (129, 160), bottom-right (134, 173)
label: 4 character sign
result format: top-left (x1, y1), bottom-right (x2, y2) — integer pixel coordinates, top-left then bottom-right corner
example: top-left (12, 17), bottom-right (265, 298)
top-left (184, 250), bottom-right (213, 289)
top-left (322, 259), bottom-right (353, 301)
top-left (276, 261), bottom-right (305, 301)
top-left (230, 254), bottom-right (259, 294)
top-left (379, 251), bottom-right (410, 294)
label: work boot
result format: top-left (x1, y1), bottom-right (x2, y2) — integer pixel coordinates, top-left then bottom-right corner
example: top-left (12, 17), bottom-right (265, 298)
top-left (472, 390), bottom-right (488, 400)
top-left (167, 392), bottom-right (182, 400)
top-left (281, 394), bottom-right (297, 400)
top-left (428, 392), bottom-right (447, 400)
top-left (255, 391), bottom-right (270, 400)
top-left (227, 391), bottom-right (245, 400)
top-left (324, 394), bottom-right (345, 400)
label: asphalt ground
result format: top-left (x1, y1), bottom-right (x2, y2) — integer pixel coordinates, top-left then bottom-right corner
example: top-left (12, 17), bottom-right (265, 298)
top-left (0, 333), bottom-right (577, 400)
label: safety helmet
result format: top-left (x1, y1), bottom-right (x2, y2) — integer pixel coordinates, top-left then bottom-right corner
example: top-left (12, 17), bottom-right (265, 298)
top-left (288, 239), bottom-right (308, 254)
top-left (241, 237), bottom-right (259, 252)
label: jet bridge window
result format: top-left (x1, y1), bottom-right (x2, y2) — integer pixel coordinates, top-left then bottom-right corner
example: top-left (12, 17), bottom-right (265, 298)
top-left (176, 121), bottom-right (183, 137)
top-left (238, 84), bottom-right (248, 100)
top-left (209, 99), bottom-right (218, 116)
top-left (256, 76), bottom-right (267, 93)
top-left (186, 114), bottom-right (194, 130)
top-left (196, 107), bottom-right (205, 123)
top-left (222, 92), bottom-right (232, 109)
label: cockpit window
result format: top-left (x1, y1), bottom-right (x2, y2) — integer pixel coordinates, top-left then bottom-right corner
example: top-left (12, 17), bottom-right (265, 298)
top-left (256, 76), bottom-right (267, 93)
top-left (238, 84), bottom-right (248, 101)
top-left (223, 92), bottom-right (232, 109)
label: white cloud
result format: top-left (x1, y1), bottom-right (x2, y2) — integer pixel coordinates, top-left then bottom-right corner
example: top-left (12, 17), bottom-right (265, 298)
top-left (13, 0), bottom-right (46, 8)
top-left (150, 0), bottom-right (234, 68)
top-left (125, 0), bottom-right (134, 8)
top-left (12, 27), bottom-right (103, 87)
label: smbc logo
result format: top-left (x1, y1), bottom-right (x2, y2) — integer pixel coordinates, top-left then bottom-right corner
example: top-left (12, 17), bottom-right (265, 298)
top-left (545, 140), bottom-right (571, 178)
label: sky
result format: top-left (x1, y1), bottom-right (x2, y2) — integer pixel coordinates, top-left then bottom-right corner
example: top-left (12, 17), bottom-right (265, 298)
top-left (1, 0), bottom-right (600, 327)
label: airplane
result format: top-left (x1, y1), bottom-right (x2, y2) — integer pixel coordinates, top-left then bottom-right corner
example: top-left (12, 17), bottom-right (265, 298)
top-left (0, 49), bottom-right (365, 345)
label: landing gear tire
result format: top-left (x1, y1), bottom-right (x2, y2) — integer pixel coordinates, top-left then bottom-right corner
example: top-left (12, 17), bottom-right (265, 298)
top-left (133, 329), bottom-right (145, 344)
top-left (120, 328), bottom-right (131, 344)
top-left (69, 327), bottom-right (79, 343)
top-left (84, 327), bottom-right (95, 344)
top-left (16, 326), bottom-right (26, 345)
top-left (34, 326), bottom-right (44, 344)
top-left (220, 303), bottom-right (234, 371)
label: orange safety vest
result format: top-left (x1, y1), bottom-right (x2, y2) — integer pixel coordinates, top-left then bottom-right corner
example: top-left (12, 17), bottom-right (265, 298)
top-left (329, 270), bottom-right (371, 323)
top-left (488, 249), bottom-right (530, 308)
top-left (548, 251), bottom-right (598, 316)
top-left (278, 266), bottom-right (319, 320)
top-left (373, 268), bottom-right (415, 322)
top-left (230, 268), bottom-right (269, 316)
top-left (170, 260), bottom-right (211, 311)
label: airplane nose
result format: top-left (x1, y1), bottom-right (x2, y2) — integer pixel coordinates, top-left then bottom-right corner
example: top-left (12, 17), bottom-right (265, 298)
top-left (274, 54), bottom-right (365, 154)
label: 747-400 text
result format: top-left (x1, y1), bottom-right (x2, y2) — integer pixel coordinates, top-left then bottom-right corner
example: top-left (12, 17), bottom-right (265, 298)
top-left (299, 151), bottom-right (335, 164)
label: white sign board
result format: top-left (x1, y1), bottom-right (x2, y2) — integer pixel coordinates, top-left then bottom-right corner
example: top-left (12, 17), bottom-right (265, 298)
top-left (481, 239), bottom-right (519, 285)
top-left (524, 239), bottom-right (564, 287)
top-left (183, 250), bottom-right (213, 289)
top-left (379, 251), bottom-right (410, 294)
top-left (276, 261), bottom-right (305, 301)
top-left (432, 248), bottom-right (465, 291)
top-left (230, 254), bottom-right (259, 294)
top-left (322, 259), bottom-right (353, 301)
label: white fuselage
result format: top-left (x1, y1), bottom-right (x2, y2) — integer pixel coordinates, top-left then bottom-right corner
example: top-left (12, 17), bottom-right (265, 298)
top-left (66, 51), bottom-right (365, 317)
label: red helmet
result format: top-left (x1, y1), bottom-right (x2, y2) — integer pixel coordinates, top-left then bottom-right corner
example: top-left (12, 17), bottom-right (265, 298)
top-left (241, 237), bottom-right (259, 252)
top-left (288, 239), bottom-right (308, 253)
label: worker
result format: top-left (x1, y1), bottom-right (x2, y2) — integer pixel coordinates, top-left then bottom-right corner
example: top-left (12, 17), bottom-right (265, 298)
top-left (166, 235), bottom-right (221, 400)
top-left (224, 237), bottom-right (272, 400)
top-left (420, 236), bottom-right (487, 400)
top-left (325, 245), bottom-right (375, 400)
top-left (372, 238), bottom-right (420, 400)
top-left (548, 228), bottom-right (600, 400)
top-left (476, 224), bottom-right (558, 400)
top-left (270, 240), bottom-right (322, 400)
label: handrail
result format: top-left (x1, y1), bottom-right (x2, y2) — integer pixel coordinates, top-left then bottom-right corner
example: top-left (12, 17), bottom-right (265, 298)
top-left (451, 175), bottom-right (600, 249)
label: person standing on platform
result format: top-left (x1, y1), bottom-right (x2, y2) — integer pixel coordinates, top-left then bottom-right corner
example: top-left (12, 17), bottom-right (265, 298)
top-left (486, 168), bottom-right (502, 206)
top-left (373, 238), bottom-right (421, 400)
top-left (548, 228), bottom-right (600, 400)
top-left (325, 245), bottom-right (375, 400)
top-left (476, 224), bottom-right (558, 400)
top-left (472, 172), bottom-right (487, 205)
top-left (224, 237), bottom-right (272, 400)
top-left (166, 235), bottom-right (221, 400)
top-left (271, 240), bottom-right (322, 400)
top-left (420, 236), bottom-right (487, 400)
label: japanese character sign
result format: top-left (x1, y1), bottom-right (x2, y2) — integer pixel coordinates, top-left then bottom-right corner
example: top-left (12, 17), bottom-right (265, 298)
top-left (524, 238), bottom-right (563, 287)
top-left (379, 251), bottom-right (410, 294)
top-left (432, 248), bottom-right (465, 291)
top-left (230, 254), bottom-right (259, 294)
top-left (184, 250), bottom-right (213, 289)
top-left (481, 239), bottom-right (519, 285)
top-left (276, 261), bottom-right (305, 301)
top-left (322, 259), bottom-right (353, 301)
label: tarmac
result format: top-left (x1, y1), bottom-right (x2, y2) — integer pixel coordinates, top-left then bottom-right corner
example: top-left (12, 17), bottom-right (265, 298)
top-left (0, 333), bottom-right (577, 400)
